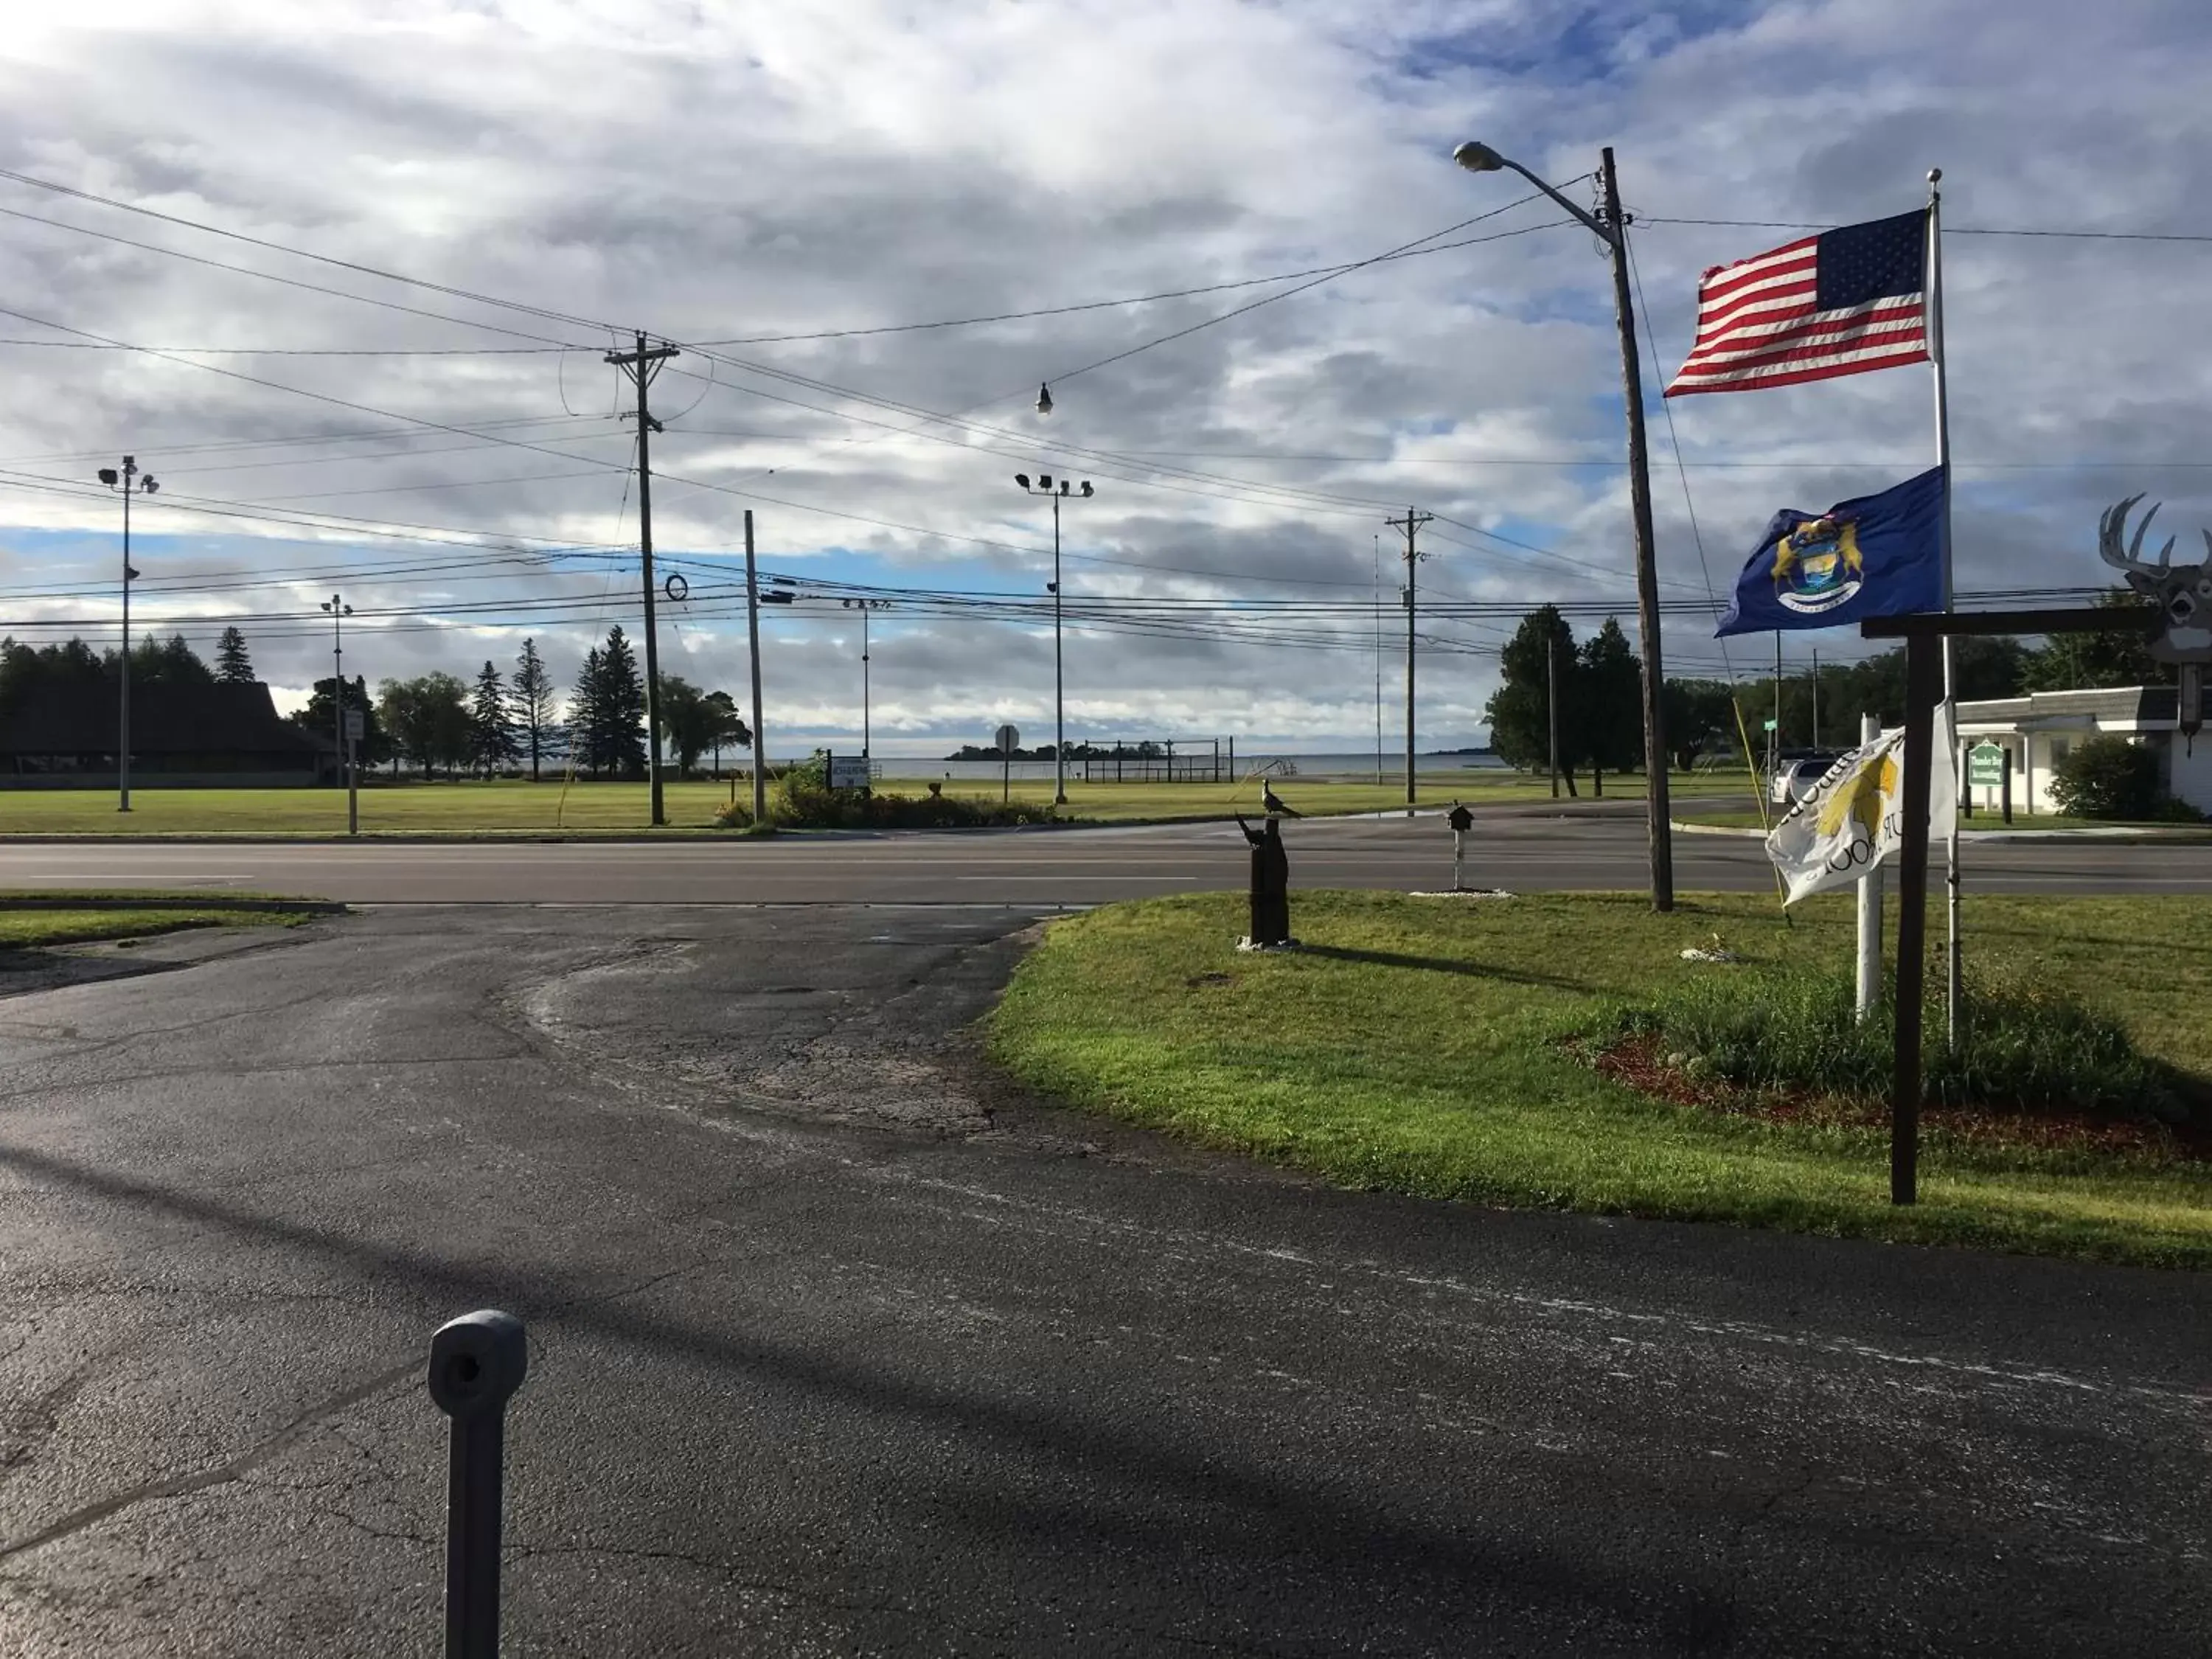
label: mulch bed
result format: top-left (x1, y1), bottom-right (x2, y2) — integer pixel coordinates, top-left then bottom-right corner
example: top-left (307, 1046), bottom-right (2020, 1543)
top-left (1586, 1033), bottom-right (2210, 1163)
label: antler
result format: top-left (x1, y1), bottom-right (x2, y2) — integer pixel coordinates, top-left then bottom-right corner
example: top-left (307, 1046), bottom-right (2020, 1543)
top-left (2099, 495), bottom-right (2177, 579)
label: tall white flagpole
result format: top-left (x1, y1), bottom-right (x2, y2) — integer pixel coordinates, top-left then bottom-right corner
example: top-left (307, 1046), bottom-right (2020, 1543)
top-left (1928, 167), bottom-right (1963, 1047)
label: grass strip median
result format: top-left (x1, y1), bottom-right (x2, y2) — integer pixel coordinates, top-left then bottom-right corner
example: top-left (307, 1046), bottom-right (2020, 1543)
top-left (1, 891), bottom-right (333, 950)
top-left (987, 890), bottom-right (2212, 1268)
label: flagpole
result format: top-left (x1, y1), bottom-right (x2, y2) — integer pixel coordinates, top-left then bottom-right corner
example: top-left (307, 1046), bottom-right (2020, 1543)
top-left (1928, 167), bottom-right (1962, 1048)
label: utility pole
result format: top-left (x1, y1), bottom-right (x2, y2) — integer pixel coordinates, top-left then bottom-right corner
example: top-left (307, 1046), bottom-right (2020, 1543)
top-left (1811, 647), bottom-right (1820, 749)
top-left (743, 510), bottom-right (768, 824)
top-left (96, 456), bottom-right (155, 811)
top-left (606, 332), bottom-right (679, 827)
top-left (1387, 507), bottom-right (1431, 805)
top-left (1596, 147), bottom-right (1674, 910)
top-left (1547, 630), bottom-right (1562, 800)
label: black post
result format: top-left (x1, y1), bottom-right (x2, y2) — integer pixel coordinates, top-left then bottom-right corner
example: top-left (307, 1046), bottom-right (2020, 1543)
top-left (2002, 749), bottom-right (2013, 825)
top-left (427, 1310), bottom-right (529, 1659)
top-left (1891, 635), bottom-right (1943, 1207)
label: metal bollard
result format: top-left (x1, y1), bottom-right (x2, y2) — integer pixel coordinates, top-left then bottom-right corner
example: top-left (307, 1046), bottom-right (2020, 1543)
top-left (427, 1310), bottom-right (529, 1659)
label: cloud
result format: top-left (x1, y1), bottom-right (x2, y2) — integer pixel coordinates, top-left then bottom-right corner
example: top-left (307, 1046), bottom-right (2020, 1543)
top-left (2, 0), bottom-right (2208, 753)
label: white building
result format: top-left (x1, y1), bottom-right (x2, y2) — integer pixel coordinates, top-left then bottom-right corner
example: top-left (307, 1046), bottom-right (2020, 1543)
top-left (1954, 685), bottom-right (2212, 815)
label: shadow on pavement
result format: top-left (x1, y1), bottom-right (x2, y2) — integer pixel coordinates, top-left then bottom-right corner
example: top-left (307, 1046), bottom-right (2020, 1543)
top-left (0, 1136), bottom-right (1742, 1653)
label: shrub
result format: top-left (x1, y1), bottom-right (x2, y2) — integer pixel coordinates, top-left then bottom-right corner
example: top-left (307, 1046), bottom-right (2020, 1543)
top-left (711, 769), bottom-right (1057, 830)
top-left (1614, 965), bottom-right (2190, 1122)
top-left (2049, 734), bottom-right (2163, 821)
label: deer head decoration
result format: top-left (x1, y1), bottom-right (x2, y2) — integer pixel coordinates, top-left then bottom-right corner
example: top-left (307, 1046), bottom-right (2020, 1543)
top-left (2100, 495), bottom-right (2212, 748)
top-left (2098, 495), bottom-right (2212, 663)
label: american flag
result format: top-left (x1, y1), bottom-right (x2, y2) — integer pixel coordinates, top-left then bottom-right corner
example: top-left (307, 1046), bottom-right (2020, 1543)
top-left (1663, 210), bottom-right (1930, 397)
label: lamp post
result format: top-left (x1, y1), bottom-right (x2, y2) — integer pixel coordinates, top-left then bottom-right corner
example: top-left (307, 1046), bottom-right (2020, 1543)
top-left (1452, 140), bottom-right (1673, 911)
top-left (840, 597), bottom-right (892, 767)
top-left (96, 456), bottom-right (156, 812)
top-left (1012, 473), bottom-right (1093, 805)
top-left (321, 595), bottom-right (356, 833)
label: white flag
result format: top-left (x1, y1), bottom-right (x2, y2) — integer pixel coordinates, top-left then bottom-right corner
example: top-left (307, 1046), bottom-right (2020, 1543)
top-left (1764, 703), bottom-right (1956, 905)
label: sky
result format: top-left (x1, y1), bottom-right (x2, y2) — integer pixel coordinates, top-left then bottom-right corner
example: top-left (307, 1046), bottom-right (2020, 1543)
top-left (2, 0), bottom-right (2209, 758)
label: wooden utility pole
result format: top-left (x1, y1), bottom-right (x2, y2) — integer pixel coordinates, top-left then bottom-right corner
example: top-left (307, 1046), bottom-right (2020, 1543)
top-left (1387, 508), bottom-right (1431, 805)
top-left (606, 332), bottom-right (680, 827)
top-left (1598, 146), bottom-right (1674, 911)
top-left (743, 509), bottom-right (768, 824)
top-left (1547, 630), bottom-right (1561, 799)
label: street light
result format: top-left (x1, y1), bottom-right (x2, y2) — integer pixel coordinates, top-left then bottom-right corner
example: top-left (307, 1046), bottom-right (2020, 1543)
top-left (1013, 472), bottom-right (1095, 804)
top-left (840, 597), bottom-right (892, 761)
top-left (1451, 139), bottom-right (1674, 911)
top-left (97, 456), bottom-right (156, 813)
top-left (321, 595), bottom-right (357, 834)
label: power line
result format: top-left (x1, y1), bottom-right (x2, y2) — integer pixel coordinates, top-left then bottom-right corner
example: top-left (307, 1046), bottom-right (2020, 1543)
top-left (0, 167), bottom-right (622, 334)
top-left (1641, 215), bottom-right (2212, 244)
top-left (0, 201), bottom-right (591, 348)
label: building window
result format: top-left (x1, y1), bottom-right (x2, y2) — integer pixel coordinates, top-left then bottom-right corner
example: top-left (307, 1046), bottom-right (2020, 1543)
top-left (2048, 737), bottom-right (2070, 765)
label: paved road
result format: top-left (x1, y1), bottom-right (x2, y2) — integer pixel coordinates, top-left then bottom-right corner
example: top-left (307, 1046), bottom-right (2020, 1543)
top-left (4, 808), bottom-right (2211, 902)
top-left (0, 906), bottom-right (2205, 1655)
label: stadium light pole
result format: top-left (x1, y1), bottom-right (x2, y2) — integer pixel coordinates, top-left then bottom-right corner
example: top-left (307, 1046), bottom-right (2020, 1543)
top-left (321, 596), bottom-right (355, 832)
top-left (1452, 140), bottom-right (1672, 911)
top-left (96, 457), bottom-right (156, 813)
top-left (1012, 473), bottom-right (1093, 805)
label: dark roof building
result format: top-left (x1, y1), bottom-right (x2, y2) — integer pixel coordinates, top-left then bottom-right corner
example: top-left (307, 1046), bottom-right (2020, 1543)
top-left (0, 681), bottom-right (326, 787)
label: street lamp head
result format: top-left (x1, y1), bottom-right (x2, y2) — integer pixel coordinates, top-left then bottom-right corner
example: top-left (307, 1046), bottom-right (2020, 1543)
top-left (1079, 481), bottom-right (1094, 498)
top-left (1057, 479), bottom-right (1069, 495)
top-left (1035, 381), bottom-right (1054, 416)
top-left (97, 467), bottom-right (118, 485)
top-left (1038, 473), bottom-right (1053, 490)
top-left (142, 476), bottom-right (157, 494)
top-left (1453, 140), bottom-right (1506, 174)
top-left (1014, 473), bottom-right (1031, 490)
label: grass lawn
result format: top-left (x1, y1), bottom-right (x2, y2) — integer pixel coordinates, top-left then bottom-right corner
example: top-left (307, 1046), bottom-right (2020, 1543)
top-left (0, 905), bottom-right (313, 949)
top-left (0, 770), bottom-right (1747, 836)
top-left (987, 889), bottom-right (2212, 1267)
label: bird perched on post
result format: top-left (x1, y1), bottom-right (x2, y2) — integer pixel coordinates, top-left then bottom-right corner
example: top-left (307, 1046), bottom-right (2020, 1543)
top-left (1262, 782), bottom-right (1300, 818)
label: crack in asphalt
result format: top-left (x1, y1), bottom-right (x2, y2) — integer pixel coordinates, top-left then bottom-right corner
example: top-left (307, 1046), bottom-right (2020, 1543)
top-left (0, 1358), bottom-right (420, 1564)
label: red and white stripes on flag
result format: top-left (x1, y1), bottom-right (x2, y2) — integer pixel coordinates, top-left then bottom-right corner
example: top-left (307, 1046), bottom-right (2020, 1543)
top-left (1663, 212), bottom-right (1932, 397)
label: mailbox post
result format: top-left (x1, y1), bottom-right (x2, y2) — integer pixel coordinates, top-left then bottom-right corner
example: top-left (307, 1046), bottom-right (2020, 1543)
top-left (1447, 801), bottom-right (1473, 892)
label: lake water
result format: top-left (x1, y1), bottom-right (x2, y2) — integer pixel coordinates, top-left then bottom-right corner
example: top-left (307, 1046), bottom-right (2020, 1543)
top-left (870, 751), bottom-right (1506, 783)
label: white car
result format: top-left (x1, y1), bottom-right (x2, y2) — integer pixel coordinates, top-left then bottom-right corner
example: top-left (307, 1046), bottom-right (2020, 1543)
top-left (1770, 753), bottom-right (1844, 807)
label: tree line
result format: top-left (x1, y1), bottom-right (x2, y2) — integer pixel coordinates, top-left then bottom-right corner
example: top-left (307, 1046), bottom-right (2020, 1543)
top-left (1484, 591), bottom-right (2168, 789)
top-left (1, 623), bottom-right (750, 782)
top-left (363, 627), bottom-right (750, 781)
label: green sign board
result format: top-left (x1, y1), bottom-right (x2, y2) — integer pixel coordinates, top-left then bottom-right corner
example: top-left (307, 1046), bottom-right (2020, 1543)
top-left (1761, 718), bottom-right (1778, 732)
top-left (1967, 742), bottom-right (2007, 788)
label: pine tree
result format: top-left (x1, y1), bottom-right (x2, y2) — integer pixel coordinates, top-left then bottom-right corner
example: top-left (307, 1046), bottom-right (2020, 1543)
top-left (214, 626), bottom-right (255, 684)
top-left (1578, 617), bottom-right (1644, 796)
top-left (513, 637), bottom-right (558, 782)
top-left (1482, 606), bottom-right (1582, 796)
top-left (597, 625), bottom-right (648, 779)
top-left (468, 661), bottom-right (520, 776)
top-left (569, 648), bottom-right (606, 775)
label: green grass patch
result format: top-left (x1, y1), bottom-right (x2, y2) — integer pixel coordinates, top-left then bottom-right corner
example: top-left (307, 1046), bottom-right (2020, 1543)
top-left (987, 890), bottom-right (2212, 1267)
top-left (0, 908), bottom-right (310, 949)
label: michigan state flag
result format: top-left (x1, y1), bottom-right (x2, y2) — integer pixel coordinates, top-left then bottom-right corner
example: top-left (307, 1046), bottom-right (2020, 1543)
top-left (1715, 465), bottom-right (1946, 637)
